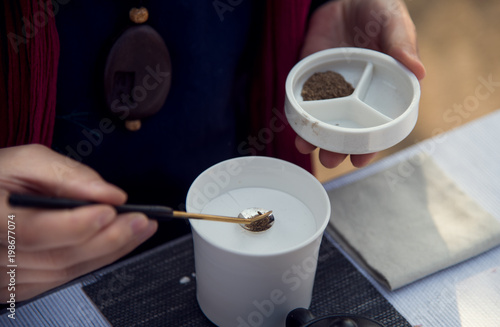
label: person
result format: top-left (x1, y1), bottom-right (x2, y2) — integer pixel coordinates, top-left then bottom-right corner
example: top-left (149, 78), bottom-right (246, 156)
top-left (0, 0), bottom-right (425, 304)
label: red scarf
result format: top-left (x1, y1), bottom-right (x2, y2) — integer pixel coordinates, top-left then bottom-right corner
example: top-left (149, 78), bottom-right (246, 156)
top-left (0, 0), bottom-right (59, 147)
top-left (250, 0), bottom-right (312, 172)
top-left (0, 0), bottom-right (311, 171)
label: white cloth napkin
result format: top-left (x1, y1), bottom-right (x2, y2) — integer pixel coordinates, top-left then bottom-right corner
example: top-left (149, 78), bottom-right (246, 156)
top-left (326, 156), bottom-right (500, 290)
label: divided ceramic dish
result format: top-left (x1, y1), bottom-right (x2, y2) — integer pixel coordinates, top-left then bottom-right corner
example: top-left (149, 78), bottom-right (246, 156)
top-left (285, 47), bottom-right (420, 154)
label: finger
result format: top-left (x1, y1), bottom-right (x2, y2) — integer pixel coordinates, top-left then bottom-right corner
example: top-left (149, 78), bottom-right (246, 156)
top-left (350, 153), bottom-right (377, 168)
top-left (380, 0), bottom-right (426, 80)
top-left (4, 213), bottom-right (154, 270)
top-left (295, 136), bottom-right (317, 154)
top-left (11, 205), bottom-right (117, 251)
top-left (386, 44), bottom-right (426, 80)
top-left (319, 150), bottom-right (348, 168)
top-left (296, 136), bottom-right (350, 168)
top-left (1, 218), bottom-right (156, 302)
top-left (0, 144), bottom-right (127, 205)
top-left (4, 214), bottom-right (157, 285)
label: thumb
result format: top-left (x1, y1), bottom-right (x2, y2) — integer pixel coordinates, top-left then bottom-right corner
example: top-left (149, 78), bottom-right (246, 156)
top-left (386, 43), bottom-right (426, 81)
top-left (381, 1), bottom-right (426, 80)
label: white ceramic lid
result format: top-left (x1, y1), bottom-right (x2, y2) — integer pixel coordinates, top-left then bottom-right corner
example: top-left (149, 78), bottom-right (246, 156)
top-left (285, 47), bottom-right (420, 154)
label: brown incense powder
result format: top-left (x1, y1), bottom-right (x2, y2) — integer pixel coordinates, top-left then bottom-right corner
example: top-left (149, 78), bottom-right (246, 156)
top-left (301, 71), bottom-right (354, 101)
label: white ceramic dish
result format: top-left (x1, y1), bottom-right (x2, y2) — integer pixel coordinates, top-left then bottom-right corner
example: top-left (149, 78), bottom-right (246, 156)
top-left (285, 47), bottom-right (420, 154)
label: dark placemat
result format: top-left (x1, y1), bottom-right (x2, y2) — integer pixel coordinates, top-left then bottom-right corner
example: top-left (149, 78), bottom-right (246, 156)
top-left (83, 233), bottom-right (410, 327)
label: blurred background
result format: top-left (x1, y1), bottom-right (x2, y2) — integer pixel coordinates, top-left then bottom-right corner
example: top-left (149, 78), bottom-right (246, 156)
top-left (314, 0), bottom-right (500, 182)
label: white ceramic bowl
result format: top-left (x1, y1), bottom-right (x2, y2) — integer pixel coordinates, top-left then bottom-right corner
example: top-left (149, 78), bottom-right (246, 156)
top-left (285, 47), bottom-right (420, 154)
top-left (187, 156), bottom-right (331, 327)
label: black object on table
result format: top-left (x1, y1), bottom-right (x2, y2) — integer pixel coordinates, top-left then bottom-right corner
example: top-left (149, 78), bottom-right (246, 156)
top-left (82, 233), bottom-right (410, 327)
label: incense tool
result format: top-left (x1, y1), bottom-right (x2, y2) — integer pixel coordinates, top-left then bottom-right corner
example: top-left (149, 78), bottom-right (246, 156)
top-left (8, 193), bottom-right (274, 231)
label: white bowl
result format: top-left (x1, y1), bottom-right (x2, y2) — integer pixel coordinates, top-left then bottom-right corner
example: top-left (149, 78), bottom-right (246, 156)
top-left (285, 47), bottom-right (420, 154)
top-left (186, 156), bottom-right (331, 327)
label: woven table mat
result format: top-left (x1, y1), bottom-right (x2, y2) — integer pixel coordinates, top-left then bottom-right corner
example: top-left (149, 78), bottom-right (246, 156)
top-left (83, 233), bottom-right (410, 326)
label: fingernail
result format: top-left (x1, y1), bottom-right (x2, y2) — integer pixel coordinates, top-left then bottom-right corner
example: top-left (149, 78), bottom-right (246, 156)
top-left (90, 180), bottom-right (110, 190)
top-left (98, 207), bottom-right (116, 227)
top-left (402, 46), bottom-right (421, 62)
top-left (136, 220), bottom-right (157, 241)
top-left (130, 214), bottom-right (149, 235)
top-left (91, 180), bottom-right (126, 196)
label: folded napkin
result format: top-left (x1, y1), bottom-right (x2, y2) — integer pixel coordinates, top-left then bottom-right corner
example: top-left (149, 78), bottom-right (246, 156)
top-left (327, 156), bottom-right (500, 290)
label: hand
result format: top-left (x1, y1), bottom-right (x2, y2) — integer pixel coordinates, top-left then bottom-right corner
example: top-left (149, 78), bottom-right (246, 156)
top-left (0, 144), bottom-right (157, 302)
top-left (297, 0), bottom-right (426, 168)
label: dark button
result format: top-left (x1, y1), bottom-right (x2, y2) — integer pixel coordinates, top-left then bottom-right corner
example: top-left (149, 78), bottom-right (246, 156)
top-left (104, 25), bottom-right (172, 120)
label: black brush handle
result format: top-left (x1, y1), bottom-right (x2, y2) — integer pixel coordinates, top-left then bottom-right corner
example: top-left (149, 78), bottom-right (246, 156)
top-left (8, 193), bottom-right (174, 221)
